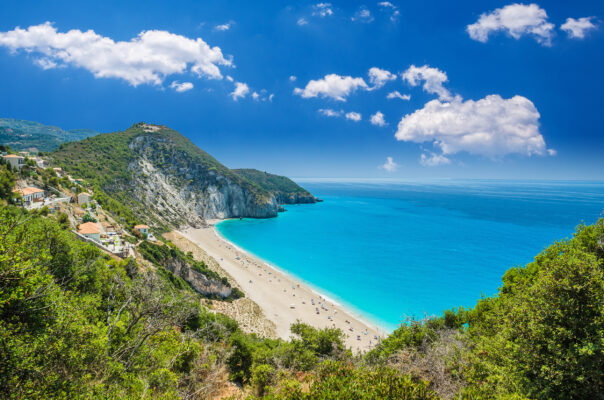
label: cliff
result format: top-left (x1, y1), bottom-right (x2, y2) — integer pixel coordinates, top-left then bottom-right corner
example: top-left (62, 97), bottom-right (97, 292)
top-left (51, 123), bottom-right (286, 228)
top-left (233, 168), bottom-right (319, 204)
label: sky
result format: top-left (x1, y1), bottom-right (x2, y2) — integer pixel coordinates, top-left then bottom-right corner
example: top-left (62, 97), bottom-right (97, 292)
top-left (0, 0), bottom-right (602, 180)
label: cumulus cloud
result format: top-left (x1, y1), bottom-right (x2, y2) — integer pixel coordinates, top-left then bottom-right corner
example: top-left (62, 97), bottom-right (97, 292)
top-left (370, 111), bottom-right (387, 126)
top-left (561, 17), bottom-right (597, 39)
top-left (420, 151), bottom-right (451, 167)
top-left (368, 67), bottom-right (397, 89)
top-left (319, 108), bottom-right (343, 117)
top-left (297, 18), bottom-right (309, 26)
top-left (378, 1), bottom-right (396, 8)
top-left (0, 22), bottom-right (232, 86)
top-left (294, 73), bottom-right (368, 101)
top-left (380, 157), bottom-right (398, 172)
top-left (313, 3), bottom-right (334, 17)
top-left (352, 7), bottom-right (374, 23)
top-left (34, 57), bottom-right (59, 70)
top-left (170, 81), bottom-right (194, 92)
top-left (387, 91), bottom-right (411, 100)
top-left (467, 3), bottom-right (555, 46)
top-left (395, 94), bottom-right (554, 158)
top-left (345, 112), bottom-right (362, 121)
top-left (230, 82), bottom-right (249, 100)
top-left (378, 2), bottom-right (400, 21)
top-left (402, 65), bottom-right (452, 100)
top-left (252, 91), bottom-right (260, 100)
top-left (289, 75), bottom-right (297, 82)
top-left (214, 22), bottom-right (232, 31)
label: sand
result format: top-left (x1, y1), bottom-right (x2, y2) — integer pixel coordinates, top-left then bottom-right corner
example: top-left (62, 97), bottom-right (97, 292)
top-left (180, 221), bottom-right (387, 353)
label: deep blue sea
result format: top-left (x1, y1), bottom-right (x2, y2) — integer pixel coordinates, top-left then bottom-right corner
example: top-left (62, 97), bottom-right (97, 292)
top-left (216, 180), bottom-right (604, 332)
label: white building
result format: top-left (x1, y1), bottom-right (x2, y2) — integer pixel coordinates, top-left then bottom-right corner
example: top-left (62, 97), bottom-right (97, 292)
top-left (77, 192), bottom-right (92, 205)
top-left (13, 187), bottom-right (45, 205)
top-left (2, 154), bottom-right (24, 169)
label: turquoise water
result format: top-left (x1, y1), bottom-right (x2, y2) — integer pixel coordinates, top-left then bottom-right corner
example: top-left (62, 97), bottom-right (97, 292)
top-left (217, 180), bottom-right (604, 332)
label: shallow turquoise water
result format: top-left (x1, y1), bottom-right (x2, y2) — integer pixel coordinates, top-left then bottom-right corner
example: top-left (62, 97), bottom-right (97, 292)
top-left (216, 180), bottom-right (604, 332)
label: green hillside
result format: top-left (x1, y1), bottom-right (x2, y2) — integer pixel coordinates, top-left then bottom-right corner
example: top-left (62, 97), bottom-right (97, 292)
top-left (233, 168), bottom-right (318, 204)
top-left (0, 118), bottom-right (98, 152)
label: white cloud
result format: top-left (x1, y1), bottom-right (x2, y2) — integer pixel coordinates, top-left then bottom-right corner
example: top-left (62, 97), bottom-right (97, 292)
top-left (560, 17), bottom-right (597, 39)
top-left (313, 3), bottom-right (333, 17)
top-left (214, 23), bottom-right (232, 31)
top-left (370, 111), bottom-right (387, 126)
top-left (319, 108), bottom-right (343, 117)
top-left (294, 73), bottom-right (368, 101)
top-left (380, 157), bottom-right (398, 172)
top-left (0, 22), bottom-right (232, 86)
top-left (547, 148), bottom-right (557, 156)
top-left (378, 2), bottom-right (400, 21)
top-left (402, 65), bottom-right (452, 100)
top-left (269, 94), bottom-right (274, 101)
top-left (252, 91), bottom-right (260, 100)
top-left (345, 112), bottom-right (362, 121)
top-left (352, 7), bottom-right (374, 23)
top-left (378, 2), bottom-right (396, 9)
top-left (467, 3), bottom-right (555, 46)
top-left (230, 82), bottom-right (249, 100)
top-left (395, 94), bottom-right (554, 158)
top-left (420, 151), bottom-right (451, 167)
top-left (225, 75), bottom-right (234, 82)
top-left (297, 18), bottom-right (309, 26)
top-left (387, 91), bottom-right (411, 100)
top-left (368, 67), bottom-right (397, 89)
top-left (169, 81), bottom-right (194, 92)
top-left (289, 75), bottom-right (297, 82)
top-left (34, 57), bottom-right (58, 70)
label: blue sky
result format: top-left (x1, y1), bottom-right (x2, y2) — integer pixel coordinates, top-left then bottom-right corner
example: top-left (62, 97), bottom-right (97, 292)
top-left (0, 0), bottom-right (602, 179)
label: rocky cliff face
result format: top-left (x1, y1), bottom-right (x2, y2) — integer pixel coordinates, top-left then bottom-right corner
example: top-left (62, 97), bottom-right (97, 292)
top-left (164, 255), bottom-right (232, 298)
top-left (274, 192), bottom-right (318, 204)
top-left (127, 134), bottom-right (278, 227)
top-left (51, 123), bottom-right (316, 229)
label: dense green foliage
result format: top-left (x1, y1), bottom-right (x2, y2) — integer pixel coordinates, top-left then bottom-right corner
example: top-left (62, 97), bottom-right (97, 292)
top-left (0, 118), bottom-right (98, 152)
top-left (0, 161), bottom-right (16, 200)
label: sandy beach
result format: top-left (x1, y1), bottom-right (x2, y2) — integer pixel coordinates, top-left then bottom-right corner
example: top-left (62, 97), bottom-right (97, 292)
top-left (180, 221), bottom-right (387, 352)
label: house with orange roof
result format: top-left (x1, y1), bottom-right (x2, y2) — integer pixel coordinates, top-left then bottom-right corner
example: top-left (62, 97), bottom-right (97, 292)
top-left (134, 224), bottom-right (150, 235)
top-left (13, 187), bottom-right (45, 205)
top-left (78, 222), bottom-right (101, 242)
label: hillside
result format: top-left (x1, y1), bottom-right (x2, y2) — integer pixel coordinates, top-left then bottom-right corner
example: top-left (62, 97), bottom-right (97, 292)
top-left (0, 118), bottom-right (98, 152)
top-left (233, 169), bottom-right (318, 204)
top-left (1, 185), bottom-right (602, 399)
top-left (50, 123), bottom-right (310, 229)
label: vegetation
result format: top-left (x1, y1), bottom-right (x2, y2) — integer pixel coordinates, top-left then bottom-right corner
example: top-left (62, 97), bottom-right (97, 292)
top-left (138, 240), bottom-right (244, 301)
top-left (0, 118), bottom-right (98, 152)
top-left (233, 168), bottom-right (316, 203)
top-left (1, 198), bottom-right (602, 398)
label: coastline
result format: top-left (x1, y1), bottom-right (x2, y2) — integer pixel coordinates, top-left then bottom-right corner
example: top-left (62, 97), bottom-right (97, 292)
top-left (180, 219), bottom-right (388, 352)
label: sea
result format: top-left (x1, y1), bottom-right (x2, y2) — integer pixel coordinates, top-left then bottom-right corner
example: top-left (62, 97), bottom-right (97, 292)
top-left (216, 180), bottom-right (604, 332)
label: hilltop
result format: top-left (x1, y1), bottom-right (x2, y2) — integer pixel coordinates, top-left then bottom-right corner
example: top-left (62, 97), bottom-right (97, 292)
top-left (50, 122), bottom-right (316, 229)
top-left (0, 118), bottom-right (98, 152)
